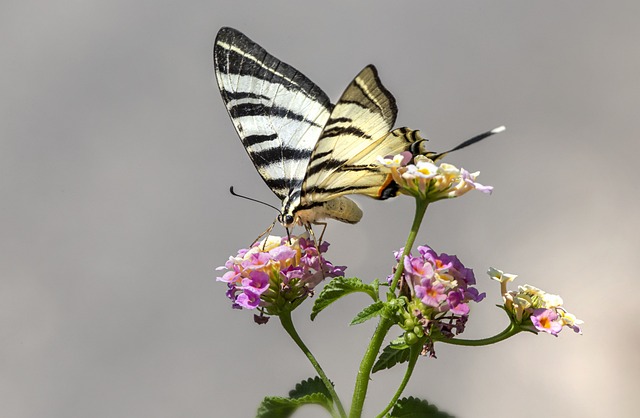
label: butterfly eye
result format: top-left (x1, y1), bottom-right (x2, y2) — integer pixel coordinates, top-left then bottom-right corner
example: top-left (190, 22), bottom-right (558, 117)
top-left (284, 214), bottom-right (294, 226)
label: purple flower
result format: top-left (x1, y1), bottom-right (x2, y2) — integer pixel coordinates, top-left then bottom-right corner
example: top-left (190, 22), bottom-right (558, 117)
top-left (269, 245), bottom-right (297, 261)
top-left (465, 287), bottom-right (486, 303)
top-left (241, 252), bottom-right (271, 270)
top-left (218, 268), bottom-right (241, 285)
top-left (415, 279), bottom-right (447, 307)
top-left (446, 290), bottom-right (470, 315)
top-left (240, 270), bottom-right (270, 294)
top-left (236, 289), bottom-right (261, 309)
top-left (530, 308), bottom-right (563, 336)
top-left (460, 168), bottom-right (493, 194)
top-left (216, 235), bottom-right (345, 319)
top-left (404, 255), bottom-right (435, 282)
top-left (393, 244), bottom-right (485, 347)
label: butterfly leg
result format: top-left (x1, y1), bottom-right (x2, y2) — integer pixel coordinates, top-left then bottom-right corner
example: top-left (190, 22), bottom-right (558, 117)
top-left (316, 222), bottom-right (328, 245)
top-left (304, 222), bottom-right (327, 248)
top-left (252, 219), bottom-right (277, 250)
top-left (306, 222), bottom-right (330, 281)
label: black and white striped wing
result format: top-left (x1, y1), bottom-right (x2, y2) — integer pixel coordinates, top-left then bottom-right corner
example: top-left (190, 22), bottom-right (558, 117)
top-left (301, 65), bottom-right (423, 205)
top-left (214, 27), bottom-right (332, 200)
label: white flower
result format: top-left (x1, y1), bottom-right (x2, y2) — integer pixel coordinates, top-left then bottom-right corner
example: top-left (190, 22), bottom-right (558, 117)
top-left (377, 154), bottom-right (406, 168)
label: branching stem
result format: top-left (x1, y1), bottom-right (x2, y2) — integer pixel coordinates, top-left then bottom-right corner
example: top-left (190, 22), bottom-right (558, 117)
top-left (279, 311), bottom-right (347, 418)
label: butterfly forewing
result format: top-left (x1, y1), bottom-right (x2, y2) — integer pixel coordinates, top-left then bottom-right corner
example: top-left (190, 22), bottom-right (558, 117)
top-left (300, 66), bottom-right (423, 206)
top-left (214, 27), bottom-right (332, 200)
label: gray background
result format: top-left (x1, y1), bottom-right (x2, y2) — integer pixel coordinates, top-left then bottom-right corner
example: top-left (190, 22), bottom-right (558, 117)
top-left (2, 1), bottom-right (637, 417)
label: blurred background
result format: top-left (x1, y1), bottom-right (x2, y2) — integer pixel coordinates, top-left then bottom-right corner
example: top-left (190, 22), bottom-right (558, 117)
top-left (2, 1), bottom-right (638, 417)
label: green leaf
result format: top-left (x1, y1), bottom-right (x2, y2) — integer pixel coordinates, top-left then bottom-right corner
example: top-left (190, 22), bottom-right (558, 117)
top-left (388, 396), bottom-right (454, 418)
top-left (256, 397), bottom-right (297, 418)
top-left (256, 393), bottom-right (332, 418)
top-left (372, 340), bottom-right (411, 373)
top-left (311, 277), bottom-right (378, 320)
top-left (350, 301), bottom-right (385, 325)
top-left (289, 376), bottom-right (332, 400)
top-left (371, 278), bottom-right (380, 295)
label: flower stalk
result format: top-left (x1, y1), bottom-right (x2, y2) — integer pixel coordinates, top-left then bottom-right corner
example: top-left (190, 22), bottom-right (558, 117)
top-left (279, 310), bottom-right (347, 418)
top-left (389, 198), bottom-right (429, 294)
top-left (375, 339), bottom-right (423, 418)
top-left (352, 196), bottom-right (428, 418)
top-left (435, 322), bottom-right (522, 346)
top-left (349, 317), bottom-right (394, 418)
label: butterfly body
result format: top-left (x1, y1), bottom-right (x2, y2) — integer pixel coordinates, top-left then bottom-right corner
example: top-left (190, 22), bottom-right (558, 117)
top-left (214, 27), bottom-right (427, 228)
top-left (286, 196), bottom-right (364, 227)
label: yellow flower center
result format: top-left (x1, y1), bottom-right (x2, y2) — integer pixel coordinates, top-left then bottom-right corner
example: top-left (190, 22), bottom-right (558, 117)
top-left (538, 316), bottom-right (551, 329)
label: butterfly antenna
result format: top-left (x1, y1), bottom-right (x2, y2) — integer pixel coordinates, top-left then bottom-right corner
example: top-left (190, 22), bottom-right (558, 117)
top-left (229, 186), bottom-right (281, 212)
top-left (429, 125), bottom-right (506, 161)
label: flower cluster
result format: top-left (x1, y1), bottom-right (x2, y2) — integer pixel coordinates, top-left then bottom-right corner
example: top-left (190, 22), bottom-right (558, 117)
top-left (217, 235), bottom-right (345, 322)
top-left (377, 153), bottom-right (492, 201)
top-left (391, 246), bottom-right (486, 349)
top-left (488, 268), bottom-right (583, 336)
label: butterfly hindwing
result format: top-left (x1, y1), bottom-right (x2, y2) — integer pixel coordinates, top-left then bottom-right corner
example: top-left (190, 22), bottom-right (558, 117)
top-left (214, 27), bottom-right (332, 200)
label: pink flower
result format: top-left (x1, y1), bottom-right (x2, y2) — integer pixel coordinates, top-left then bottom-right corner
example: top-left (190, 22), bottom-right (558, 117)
top-left (415, 279), bottom-right (447, 307)
top-left (488, 268), bottom-right (583, 336)
top-left (393, 245), bottom-right (485, 343)
top-left (530, 308), bottom-right (563, 336)
top-left (217, 235), bottom-right (345, 321)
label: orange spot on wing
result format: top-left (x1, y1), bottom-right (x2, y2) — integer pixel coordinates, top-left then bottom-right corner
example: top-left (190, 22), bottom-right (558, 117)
top-left (377, 174), bottom-right (395, 198)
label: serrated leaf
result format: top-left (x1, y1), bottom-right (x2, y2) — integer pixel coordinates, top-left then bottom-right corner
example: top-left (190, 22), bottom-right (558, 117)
top-left (256, 393), bottom-right (332, 418)
top-left (256, 397), bottom-right (297, 418)
top-left (311, 277), bottom-right (378, 320)
top-left (373, 341), bottom-right (411, 373)
top-left (289, 376), bottom-right (332, 400)
top-left (350, 301), bottom-right (385, 325)
top-left (388, 396), bottom-right (454, 418)
top-left (371, 278), bottom-right (380, 294)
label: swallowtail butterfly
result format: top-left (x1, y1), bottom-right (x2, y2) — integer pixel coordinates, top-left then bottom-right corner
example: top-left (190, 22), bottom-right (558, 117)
top-left (214, 27), bottom-right (496, 229)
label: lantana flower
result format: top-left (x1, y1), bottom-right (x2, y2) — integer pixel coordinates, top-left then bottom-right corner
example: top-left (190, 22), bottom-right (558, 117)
top-left (376, 153), bottom-right (492, 201)
top-left (217, 235), bottom-right (345, 323)
top-left (391, 245), bottom-right (486, 352)
top-left (488, 268), bottom-right (583, 336)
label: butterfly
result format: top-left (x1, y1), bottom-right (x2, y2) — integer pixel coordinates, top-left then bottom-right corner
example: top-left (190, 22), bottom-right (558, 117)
top-left (214, 27), bottom-right (500, 230)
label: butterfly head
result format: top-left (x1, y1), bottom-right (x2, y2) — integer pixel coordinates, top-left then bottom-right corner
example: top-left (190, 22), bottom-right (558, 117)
top-left (278, 194), bottom-right (301, 228)
top-left (277, 212), bottom-right (296, 228)
top-left (278, 193), bottom-right (328, 228)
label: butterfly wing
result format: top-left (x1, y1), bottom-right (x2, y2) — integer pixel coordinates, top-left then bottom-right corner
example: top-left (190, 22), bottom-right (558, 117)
top-left (300, 65), bottom-right (424, 207)
top-left (214, 27), bottom-right (332, 200)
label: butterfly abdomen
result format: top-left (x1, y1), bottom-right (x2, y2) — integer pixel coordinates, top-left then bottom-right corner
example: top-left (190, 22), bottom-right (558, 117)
top-left (293, 197), bottom-right (363, 226)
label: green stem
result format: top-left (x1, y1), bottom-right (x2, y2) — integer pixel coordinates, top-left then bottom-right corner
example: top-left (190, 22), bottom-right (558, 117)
top-left (371, 324), bottom-right (520, 418)
top-left (346, 198), bottom-right (429, 417)
top-left (389, 199), bottom-right (429, 294)
top-left (435, 322), bottom-right (521, 346)
top-left (279, 311), bottom-right (347, 418)
top-left (375, 340), bottom-right (422, 418)
top-left (350, 198), bottom-right (429, 417)
top-left (349, 317), bottom-right (393, 418)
